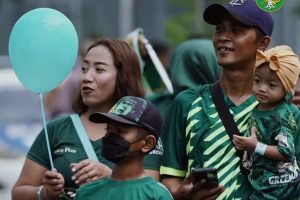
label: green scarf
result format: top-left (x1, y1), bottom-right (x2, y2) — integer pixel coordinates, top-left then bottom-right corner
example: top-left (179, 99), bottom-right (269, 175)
top-left (169, 39), bottom-right (220, 95)
top-left (149, 39), bottom-right (221, 118)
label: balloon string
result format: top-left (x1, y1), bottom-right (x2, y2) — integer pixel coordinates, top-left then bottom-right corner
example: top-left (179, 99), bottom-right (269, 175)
top-left (39, 93), bottom-right (54, 170)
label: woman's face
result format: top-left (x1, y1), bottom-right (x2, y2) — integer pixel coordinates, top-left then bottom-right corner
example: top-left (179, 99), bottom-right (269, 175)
top-left (80, 45), bottom-right (118, 109)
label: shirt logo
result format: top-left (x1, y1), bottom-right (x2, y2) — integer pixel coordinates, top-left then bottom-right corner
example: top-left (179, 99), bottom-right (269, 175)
top-left (149, 138), bottom-right (163, 155)
top-left (269, 172), bottom-right (298, 185)
top-left (54, 147), bottom-right (77, 154)
top-left (229, 0), bottom-right (247, 6)
top-left (256, 0), bottom-right (285, 12)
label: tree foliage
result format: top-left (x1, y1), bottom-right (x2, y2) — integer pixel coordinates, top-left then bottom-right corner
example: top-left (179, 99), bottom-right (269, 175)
top-left (165, 0), bottom-right (227, 47)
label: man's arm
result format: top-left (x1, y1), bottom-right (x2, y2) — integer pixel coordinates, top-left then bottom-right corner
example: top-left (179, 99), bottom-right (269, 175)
top-left (161, 176), bottom-right (184, 198)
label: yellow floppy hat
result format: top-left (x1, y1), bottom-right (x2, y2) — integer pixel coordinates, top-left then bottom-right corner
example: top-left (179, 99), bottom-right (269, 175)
top-left (256, 45), bottom-right (300, 95)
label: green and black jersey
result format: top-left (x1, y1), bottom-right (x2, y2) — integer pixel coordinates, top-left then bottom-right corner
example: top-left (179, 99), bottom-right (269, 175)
top-left (244, 103), bottom-right (300, 200)
top-left (161, 84), bottom-right (258, 199)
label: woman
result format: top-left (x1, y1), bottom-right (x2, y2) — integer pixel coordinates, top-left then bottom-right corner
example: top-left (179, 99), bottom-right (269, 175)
top-left (12, 39), bottom-right (161, 200)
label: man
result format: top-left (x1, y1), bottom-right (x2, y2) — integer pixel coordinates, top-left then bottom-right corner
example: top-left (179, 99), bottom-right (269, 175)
top-left (160, 0), bottom-right (273, 199)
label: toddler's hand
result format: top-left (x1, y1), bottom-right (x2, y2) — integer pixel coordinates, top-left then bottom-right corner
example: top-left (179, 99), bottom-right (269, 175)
top-left (233, 127), bottom-right (258, 151)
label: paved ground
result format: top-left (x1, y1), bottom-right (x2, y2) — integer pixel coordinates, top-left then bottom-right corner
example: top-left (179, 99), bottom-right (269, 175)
top-left (0, 156), bottom-right (25, 200)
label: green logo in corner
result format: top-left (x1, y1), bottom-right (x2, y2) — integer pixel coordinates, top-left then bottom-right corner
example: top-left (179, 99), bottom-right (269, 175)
top-left (256, 0), bottom-right (285, 12)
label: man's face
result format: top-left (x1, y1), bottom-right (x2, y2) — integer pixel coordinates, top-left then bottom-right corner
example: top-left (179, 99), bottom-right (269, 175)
top-left (212, 14), bottom-right (260, 69)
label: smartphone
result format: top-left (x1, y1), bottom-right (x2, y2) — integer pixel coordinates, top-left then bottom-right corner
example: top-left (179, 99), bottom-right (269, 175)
top-left (191, 167), bottom-right (219, 187)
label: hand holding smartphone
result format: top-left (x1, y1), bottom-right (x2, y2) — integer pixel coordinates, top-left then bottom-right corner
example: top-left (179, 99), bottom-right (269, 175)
top-left (191, 167), bottom-right (219, 188)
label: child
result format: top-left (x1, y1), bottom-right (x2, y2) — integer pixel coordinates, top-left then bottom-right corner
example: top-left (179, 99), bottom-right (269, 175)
top-left (233, 45), bottom-right (300, 199)
top-left (75, 96), bottom-right (173, 200)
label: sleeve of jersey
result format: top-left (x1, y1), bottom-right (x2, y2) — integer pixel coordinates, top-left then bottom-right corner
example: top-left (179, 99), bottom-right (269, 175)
top-left (276, 125), bottom-right (295, 162)
top-left (160, 89), bottom-right (198, 177)
top-left (276, 106), bottom-right (299, 162)
top-left (158, 189), bottom-right (174, 200)
top-left (26, 122), bottom-right (54, 170)
top-left (292, 105), bottom-right (300, 167)
top-left (156, 182), bottom-right (174, 200)
top-left (74, 188), bottom-right (82, 200)
top-left (143, 137), bottom-right (164, 170)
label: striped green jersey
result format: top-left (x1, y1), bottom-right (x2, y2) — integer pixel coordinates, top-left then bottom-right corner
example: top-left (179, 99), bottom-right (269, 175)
top-left (161, 84), bottom-right (258, 200)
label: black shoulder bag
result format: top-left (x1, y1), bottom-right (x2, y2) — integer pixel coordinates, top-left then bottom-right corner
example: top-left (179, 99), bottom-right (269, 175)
top-left (210, 82), bottom-right (248, 174)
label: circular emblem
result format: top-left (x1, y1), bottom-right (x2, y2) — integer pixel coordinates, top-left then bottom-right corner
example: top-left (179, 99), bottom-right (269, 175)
top-left (256, 0), bottom-right (285, 12)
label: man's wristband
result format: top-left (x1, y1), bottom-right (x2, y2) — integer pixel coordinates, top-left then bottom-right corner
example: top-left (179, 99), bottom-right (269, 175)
top-left (37, 185), bottom-right (44, 200)
top-left (254, 142), bottom-right (267, 156)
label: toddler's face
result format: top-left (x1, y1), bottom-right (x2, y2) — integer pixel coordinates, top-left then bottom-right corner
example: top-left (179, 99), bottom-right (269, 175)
top-left (253, 63), bottom-right (285, 110)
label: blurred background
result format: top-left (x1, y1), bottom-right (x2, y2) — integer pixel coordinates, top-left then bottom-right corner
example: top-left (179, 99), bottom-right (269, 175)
top-left (0, 0), bottom-right (300, 199)
top-left (1, 0), bottom-right (300, 52)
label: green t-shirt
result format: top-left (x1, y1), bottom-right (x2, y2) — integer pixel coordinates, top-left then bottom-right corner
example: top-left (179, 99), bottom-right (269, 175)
top-left (160, 84), bottom-right (258, 200)
top-left (244, 102), bottom-right (300, 200)
top-left (75, 176), bottom-right (173, 200)
top-left (27, 115), bottom-right (163, 189)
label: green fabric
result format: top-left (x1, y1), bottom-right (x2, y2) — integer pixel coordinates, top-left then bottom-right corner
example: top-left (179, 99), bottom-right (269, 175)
top-left (169, 39), bottom-right (220, 95)
top-left (142, 74), bottom-right (154, 96)
top-left (75, 176), bottom-right (173, 200)
top-left (149, 39), bottom-right (221, 118)
top-left (143, 60), bottom-right (165, 94)
top-left (160, 84), bottom-right (258, 200)
top-left (243, 103), bottom-right (300, 200)
top-left (148, 92), bottom-right (173, 119)
top-left (27, 115), bottom-right (163, 189)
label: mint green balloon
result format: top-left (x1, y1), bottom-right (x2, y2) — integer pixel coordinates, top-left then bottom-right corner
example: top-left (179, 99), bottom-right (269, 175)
top-left (9, 8), bottom-right (78, 93)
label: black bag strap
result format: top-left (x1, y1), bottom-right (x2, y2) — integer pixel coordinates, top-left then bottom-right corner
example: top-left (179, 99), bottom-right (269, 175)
top-left (211, 82), bottom-right (243, 159)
